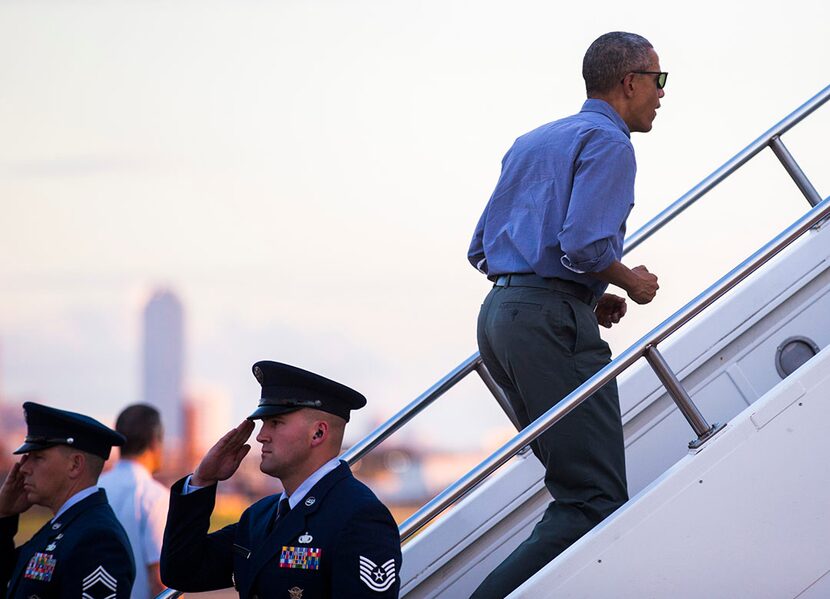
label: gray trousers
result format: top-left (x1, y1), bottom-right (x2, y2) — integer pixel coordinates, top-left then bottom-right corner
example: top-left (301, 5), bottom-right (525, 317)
top-left (471, 283), bottom-right (628, 598)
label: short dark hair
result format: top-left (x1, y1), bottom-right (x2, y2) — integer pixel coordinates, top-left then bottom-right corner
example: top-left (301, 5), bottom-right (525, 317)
top-left (115, 404), bottom-right (163, 457)
top-left (56, 444), bottom-right (106, 478)
top-left (583, 32), bottom-right (654, 96)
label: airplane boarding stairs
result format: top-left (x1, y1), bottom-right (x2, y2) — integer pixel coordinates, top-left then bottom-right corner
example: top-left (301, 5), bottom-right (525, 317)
top-left (399, 208), bottom-right (830, 598)
top-left (388, 86), bottom-right (830, 598)
top-left (516, 342), bottom-right (830, 598)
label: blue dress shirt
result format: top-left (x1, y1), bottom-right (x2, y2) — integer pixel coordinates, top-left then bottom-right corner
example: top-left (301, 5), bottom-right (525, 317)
top-left (277, 456), bottom-right (342, 509)
top-left (468, 99), bottom-right (636, 297)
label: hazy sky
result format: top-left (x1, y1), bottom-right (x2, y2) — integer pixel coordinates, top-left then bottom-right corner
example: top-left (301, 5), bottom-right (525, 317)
top-left (2, 0), bottom-right (829, 450)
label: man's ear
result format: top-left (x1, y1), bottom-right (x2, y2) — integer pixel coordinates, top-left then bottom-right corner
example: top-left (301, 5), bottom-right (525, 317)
top-left (310, 421), bottom-right (329, 446)
top-left (620, 72), bottom-right (636, 97)
top-left (66, 451), bottom-right (85, 479)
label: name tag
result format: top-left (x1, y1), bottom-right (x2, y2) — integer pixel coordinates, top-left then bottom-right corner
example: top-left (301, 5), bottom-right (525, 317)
top-left (25, 552), bottom-right (57, 581)
top-left (280, 546), bottom-right (321, 570)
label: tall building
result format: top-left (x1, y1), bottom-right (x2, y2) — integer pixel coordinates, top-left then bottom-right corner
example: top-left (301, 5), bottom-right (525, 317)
top-left (142, 288), bottom-right (185, 449)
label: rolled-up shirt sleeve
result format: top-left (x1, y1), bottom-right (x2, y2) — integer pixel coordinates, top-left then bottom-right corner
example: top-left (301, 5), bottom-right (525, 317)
top-left (559, 137), bottom-right (636, 274)
top-left (468, 205), bottom-right (489, 274)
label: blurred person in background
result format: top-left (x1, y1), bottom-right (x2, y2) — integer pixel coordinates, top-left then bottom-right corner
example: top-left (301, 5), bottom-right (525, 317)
top-left (100, 404), bottom-right (168, 599)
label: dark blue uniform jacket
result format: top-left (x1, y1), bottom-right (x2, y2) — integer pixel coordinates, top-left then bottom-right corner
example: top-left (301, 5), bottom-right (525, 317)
top-left (161, 461), bottom-right (401, 598)
top-left (0, 489), bottom-right (135, 599)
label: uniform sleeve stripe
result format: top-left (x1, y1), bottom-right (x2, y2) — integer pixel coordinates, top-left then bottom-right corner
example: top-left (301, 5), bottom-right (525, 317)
top-left (83, 566), bottom-right (117, 587)
top-left (359, 573), bottom-right (396, 593)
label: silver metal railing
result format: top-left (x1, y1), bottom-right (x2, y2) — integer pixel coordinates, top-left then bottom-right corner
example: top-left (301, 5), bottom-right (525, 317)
top-left (340, 354), bottom-right (519, 465)
top-left (400, 194), bottom-right (830, 540)
top-left (341, 84), bottom-right (830, 471)
top-left (154, 85), bottom-right (829, 598)
top-left (625, 84), bottom-right (829, 253)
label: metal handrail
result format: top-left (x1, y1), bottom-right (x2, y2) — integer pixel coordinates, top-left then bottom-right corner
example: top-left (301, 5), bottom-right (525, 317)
top-left (336, 84), bottom-right (830, 469)
top-left (341, 354), bottom-right (522, 467)
top-left (400, 195), bottom-right (830, 541)
top-left (341, 353), bottom-right (482, 465)
top-left (625, 84), bottom-right (829, 252)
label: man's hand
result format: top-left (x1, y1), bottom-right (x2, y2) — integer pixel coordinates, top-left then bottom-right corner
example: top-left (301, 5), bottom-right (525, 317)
top-left (626, 265), bottom-right (659, 304)
top-left (191, 420), bottom-right (255, 488)
top-left (593, 261), bottom-right (659, 305)
top-left (595, 293), bottom-right (627, 328)
top-left (0, 460), bottom-right (34, 518)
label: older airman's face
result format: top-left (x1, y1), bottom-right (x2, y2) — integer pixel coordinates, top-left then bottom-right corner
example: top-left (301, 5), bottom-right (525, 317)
top-left (18, 446), bottom-right (73, 511)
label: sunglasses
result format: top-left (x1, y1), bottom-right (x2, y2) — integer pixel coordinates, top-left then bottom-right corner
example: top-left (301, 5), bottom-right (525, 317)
top-left (629, 71), bottom-right (668, 90)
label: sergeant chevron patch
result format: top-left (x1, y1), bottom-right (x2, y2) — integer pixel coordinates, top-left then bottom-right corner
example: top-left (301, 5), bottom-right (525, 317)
top-left (82, 565), bottom-right (117, 599)
top-left (359, 556), bottom-right (396, 592)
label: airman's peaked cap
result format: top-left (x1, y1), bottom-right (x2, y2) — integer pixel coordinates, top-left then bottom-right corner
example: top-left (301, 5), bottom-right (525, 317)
top-left (14, 402), bottom-right (126, 460)
top-left (248, 361), bottom-right (367, 422)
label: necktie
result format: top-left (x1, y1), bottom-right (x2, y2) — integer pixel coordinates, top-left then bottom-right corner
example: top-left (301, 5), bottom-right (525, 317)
top-left (268, 497), bottom-right (291, 533)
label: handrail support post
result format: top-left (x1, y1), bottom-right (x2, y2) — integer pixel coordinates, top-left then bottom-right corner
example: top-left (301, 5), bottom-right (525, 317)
top-left (768, 136), bottom-right (823, 207)
top-left (644, 345), bottom-right (724, 448)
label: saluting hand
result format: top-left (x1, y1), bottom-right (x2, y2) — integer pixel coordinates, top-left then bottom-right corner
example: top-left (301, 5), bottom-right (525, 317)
top-left (0, 459), bottom-right (34, 518)
top-left (191, 420), bottom-right (255, 487)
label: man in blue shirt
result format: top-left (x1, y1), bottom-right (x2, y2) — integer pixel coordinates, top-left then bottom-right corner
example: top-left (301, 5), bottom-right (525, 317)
top-left (468, 32), bottom-right (663, 597)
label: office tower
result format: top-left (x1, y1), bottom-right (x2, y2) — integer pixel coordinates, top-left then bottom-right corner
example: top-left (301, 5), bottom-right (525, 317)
top-left (142, 289), bottom-right (185, 448)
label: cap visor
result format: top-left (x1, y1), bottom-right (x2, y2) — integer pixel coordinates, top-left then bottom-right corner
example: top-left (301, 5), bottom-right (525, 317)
top-left (13, 441), bottom-right (55, 455)
top-left (247, 405), bottom-right (300, 421)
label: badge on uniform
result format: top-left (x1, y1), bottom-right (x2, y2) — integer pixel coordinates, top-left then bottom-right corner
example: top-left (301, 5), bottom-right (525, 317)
top-left (279, 546), bottom-right (321, 570)
top-left (359, 556), bottom-right (396, 592)
top-left (24, 553), bottom-right (57, 581)
top-left (82, 565), bottom-right (118, 598)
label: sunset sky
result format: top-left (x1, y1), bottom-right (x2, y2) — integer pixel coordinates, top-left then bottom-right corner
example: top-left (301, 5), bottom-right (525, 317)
top-left (2, 0), bottom-right (828, 451)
